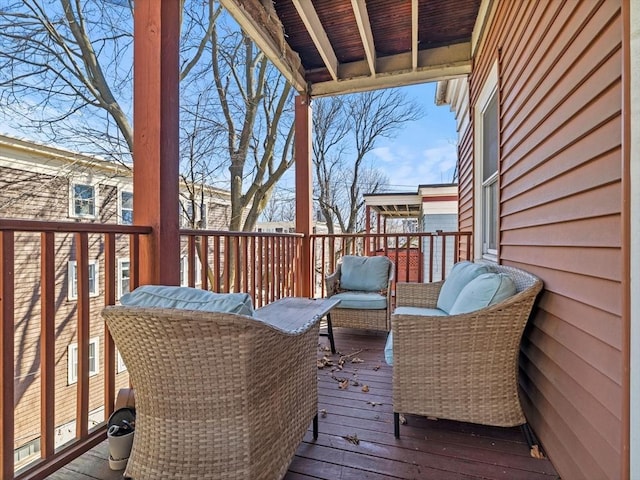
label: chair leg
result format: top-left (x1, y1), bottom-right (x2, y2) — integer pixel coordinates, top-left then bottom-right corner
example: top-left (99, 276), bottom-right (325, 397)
top-left (394, 412), bottom-right (400, 438)
top-left (326, 313), bottom-right (336, 354)
top-left (313, 413), bottom-right (319, 439)
top-left (521, 423), bottom-right (545, 458)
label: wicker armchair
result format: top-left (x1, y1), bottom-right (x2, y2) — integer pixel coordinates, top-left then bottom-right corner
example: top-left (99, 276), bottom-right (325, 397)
top-left (325, 255), bottom-right (394, 332)
top-left (391, 264), bottom-right (543, 436)
top-left (102, 306), bottom-right (319, 480)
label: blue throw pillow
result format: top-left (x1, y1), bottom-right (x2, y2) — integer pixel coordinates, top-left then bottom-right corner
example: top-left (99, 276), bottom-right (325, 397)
top-left (448, 273), bottom-right (517, 315)
top-left (436, 261), bottom-right (494, 314)
top-left (339, 255), bottom-right (391, 292)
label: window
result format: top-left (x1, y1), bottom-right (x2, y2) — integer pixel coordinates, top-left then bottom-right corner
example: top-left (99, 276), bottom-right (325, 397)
top-left (120, 190), bottom-right (133, 225)
top-left (118, 259), bottom-right (130, 299)
top-left (180, 255), bottom-right (202, 287)
top-left (180, 202), bottom-right (194, 228)
top-left (70, 183), bottom-right (97, 218)
top-left (68, 260), bottom-right (99, 300)
top-left (180, 255), bottom-right (188, 286)
top-left (474, 62), bottom-right (499, 260)
top-left (117, 350), bottom-right (127, 373)
top-left (68, 337), bottom-right (99, 385)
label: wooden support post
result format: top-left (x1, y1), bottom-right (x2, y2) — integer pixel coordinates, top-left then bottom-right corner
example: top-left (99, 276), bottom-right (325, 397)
top-left (133, 0), bottom-right (181, 286)
top-left (0, 231), bottom-right (14, 480)
top-left (295, 95), bottom-right (313, 298)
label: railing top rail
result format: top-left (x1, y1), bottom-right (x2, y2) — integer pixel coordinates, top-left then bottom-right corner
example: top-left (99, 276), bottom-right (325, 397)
top-left (180, 229), bottom-right (304, 238)
top-left (0, 219), bottom-right (152, 234)
top-left (310, 231), bottom-right (470, 239)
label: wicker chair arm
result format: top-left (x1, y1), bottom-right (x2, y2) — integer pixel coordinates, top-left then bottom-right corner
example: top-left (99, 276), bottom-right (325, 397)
top-left (395, 281), bottom-right (443, 309)
top-left (325, 270), bottom-right (340, 297)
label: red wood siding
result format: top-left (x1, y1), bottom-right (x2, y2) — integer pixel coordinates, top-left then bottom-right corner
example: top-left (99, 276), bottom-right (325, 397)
top-left (457, 121), bottom-right (474, 258)
top-left (464, 1), bottom-right (623, 478)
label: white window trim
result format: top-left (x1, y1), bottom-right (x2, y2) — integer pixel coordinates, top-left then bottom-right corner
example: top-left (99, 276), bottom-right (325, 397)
top-left (69, 181), bottom-right (99, 219)
top-left (68, 337), bottom-right (99, 385)
top-left (116, 350), bottom-right (127, 373)
top-left (473, 61), bottom-right (499, 263)
top-left (117, 258), bottom-right (131, 300)
top-left (68, 260), bottom-right (99, 301)
top-left (118, 189), bottom-right (133, 225)
top-left (180, 255), bottom-right (188, 286)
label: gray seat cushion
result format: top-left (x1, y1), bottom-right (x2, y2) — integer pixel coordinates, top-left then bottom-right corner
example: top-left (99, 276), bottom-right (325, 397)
top-left (332, 291), bottom-right (387, 310)
top-left (448, 272), bottom-right (517, 315)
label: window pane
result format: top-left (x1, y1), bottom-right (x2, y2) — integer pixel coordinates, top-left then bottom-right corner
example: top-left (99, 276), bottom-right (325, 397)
top-left (121, 191), bottom-right (133, 224)
top-left (120, 261), bottom-right (130, 297)
top-left (74, 185), bottom-right (95, 216)
top-left (482, 93), bottom-right (498, 181)
top-left (88, 264), bottom-right (96, 294)
top-left (88, 342), bottom-right (96, 373)
top-left (484, 180), bottom-right (498, 252)
top-left (121, 191), bottom-right (133, 209)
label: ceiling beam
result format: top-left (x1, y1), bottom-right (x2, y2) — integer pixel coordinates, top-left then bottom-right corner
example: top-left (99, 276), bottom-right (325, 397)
top-left (351, 0), bottom-right (377, 77)
top-left (291, 0), bottom-right (339, 81)
top-left (411, 0), bottom-right (419, 71)
top-left (311, 42), bottom-right (472, 97)
top-left (219, 0), bottom-right (307, 92)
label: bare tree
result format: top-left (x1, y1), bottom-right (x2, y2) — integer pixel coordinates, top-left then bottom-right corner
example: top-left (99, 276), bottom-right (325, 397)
top-left (0, 1), bottom-right (296, 232)
top-left (313, 89), bottom-right (422, 233)
top-left (210, 25), bottom-right (295, 232)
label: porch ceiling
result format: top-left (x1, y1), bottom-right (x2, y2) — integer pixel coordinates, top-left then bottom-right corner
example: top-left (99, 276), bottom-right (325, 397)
top-left (219, 0), bottom-right (483, 96)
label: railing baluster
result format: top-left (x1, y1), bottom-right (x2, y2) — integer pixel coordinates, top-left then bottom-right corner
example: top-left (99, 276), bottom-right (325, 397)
top-left (75, 232), bottom-right (90, 440)
top-left (188, 236), bottom-right (196, 287)
top-left (1, 231), bottom-right (14, 480)
top-left (103, 233), bottom-right (116, 420)
top-left (201, 236), bottom-right (209, 291)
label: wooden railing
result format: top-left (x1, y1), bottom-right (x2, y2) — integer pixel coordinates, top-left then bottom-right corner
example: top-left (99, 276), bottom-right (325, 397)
top-left (0, 222), bottom-right (470, 480)
top-left (179, 230), bottom-right (304, 308)
top-left (0, 219), bottom-right (151, 480)
top-left (311, 231), bottom-right (472, 298)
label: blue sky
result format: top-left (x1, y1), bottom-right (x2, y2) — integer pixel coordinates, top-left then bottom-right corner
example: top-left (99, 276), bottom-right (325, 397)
top-left (371, 82), bottom-right (458, 191)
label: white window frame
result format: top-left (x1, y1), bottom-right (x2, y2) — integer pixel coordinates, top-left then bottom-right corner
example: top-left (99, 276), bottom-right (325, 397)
top-left (68, 260), bottom-right (99, 301)
top-left (118, 189), bottom-right (133, 225)
top-left (68, 337), bottom-right (99, 385)
top-left (117, 258), bottom-right (130, 300)
top-left (116, 350), bottom-right (127, 373)
top-left (474, 61), bottom-right (500, 262)
top-left (69, 182), bottom-right (98, 219)
top-left (180, 255), bottom-right (189, 286)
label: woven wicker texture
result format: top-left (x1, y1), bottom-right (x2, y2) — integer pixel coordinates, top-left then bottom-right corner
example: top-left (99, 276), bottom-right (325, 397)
top-left (325, 257), bottom-right (394, 332)
top-left (102, 306), bottom-right (319, 480)
top-left (392, 264), bottom-right (543, 428)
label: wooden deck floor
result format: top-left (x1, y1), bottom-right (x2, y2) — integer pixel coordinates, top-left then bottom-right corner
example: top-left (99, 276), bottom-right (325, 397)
top-left (48, 330), bottom-right (559, 480)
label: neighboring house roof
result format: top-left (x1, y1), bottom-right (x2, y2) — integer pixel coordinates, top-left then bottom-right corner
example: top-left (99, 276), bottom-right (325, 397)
top-left (0, 133), bottom-right (232, 202)
top-left (363, 183), bottom-right (458, 218)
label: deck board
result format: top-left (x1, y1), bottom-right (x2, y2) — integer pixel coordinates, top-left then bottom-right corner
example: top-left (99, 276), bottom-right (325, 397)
top-left (47, 330), bottom-right (559, 480)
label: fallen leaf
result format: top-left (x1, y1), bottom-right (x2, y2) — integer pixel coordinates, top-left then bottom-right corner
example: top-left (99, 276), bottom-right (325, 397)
top-left (530, 445), bottom-right (546, 459)
top-left (351, 380), bottom-right (360, 387)
top-left (399, 414), bottom-right (407, 425)
top-left (351, 357), bottom-right (364, 364)
top-left (373, 365), bottom-right (381, 371)
top-left (343, 434), bottom-right (360, 445)
top-left (361, 385), bottom-right (369, 393)
top-left (367, 401), bottom-right (382, 407)
top-left (338, 379), bottom-right (349, 389)
top-left (320, 409), bottom-right (327, 418)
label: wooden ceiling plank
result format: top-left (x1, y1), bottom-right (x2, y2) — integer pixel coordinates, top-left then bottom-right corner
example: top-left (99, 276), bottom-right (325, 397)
top-left (350, 0), bottom-right (377, 77)
top-left (412, 0), bottom-right (419, 71)
top-left (220, 0), bottom-right (307, 92)
top-left (291, 0), bottom-right (339, 81)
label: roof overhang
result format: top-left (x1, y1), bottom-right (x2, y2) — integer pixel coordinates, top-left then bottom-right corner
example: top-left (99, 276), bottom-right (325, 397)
top-left (219, 0), bottom-right (484, 97)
